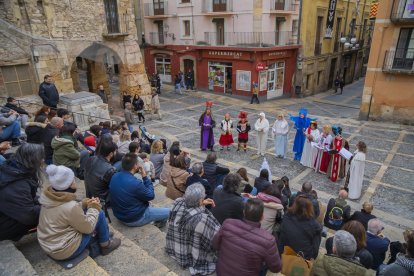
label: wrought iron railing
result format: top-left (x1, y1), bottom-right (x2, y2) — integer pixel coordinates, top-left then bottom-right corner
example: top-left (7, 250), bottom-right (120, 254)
top-left (104, 12), bottom-right (130, 35)
top-left (149, 32), bottom-right (165, 44)
top-left (144, 1), bottom-right (168, 16)
top-left (270, 0), bottom-right (298, 11)
top-left (203, 31), bottom-right (296, 47)
top-left (391, 0), bottom-right (414, 22)
top-left (202, 0), bottom-right (233, 13)
top-left (383, 49), bottom-right (414, 73)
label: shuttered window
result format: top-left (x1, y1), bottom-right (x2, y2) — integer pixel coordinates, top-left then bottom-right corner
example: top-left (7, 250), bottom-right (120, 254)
top-left (0, 64), bottom-right (34, 97)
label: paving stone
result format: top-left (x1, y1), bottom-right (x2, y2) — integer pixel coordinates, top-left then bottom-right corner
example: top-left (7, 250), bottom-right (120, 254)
top-left (163, 117), bottom-right (198, 129)
top-left (262, 156), bottom-right (307, 180)
top-left (372, 185), bottom-right (414, 221)
top-left (161, 102), bottom-right (188, 111)
top-left (403, 134), bottom-right (414, 144)
top-left (155, 124), bottom-right (190, 136)
top-left (175, 95), bottom-right (206, 105)
top-left (297, 172), bottom-right (345, 195)
top-left (382, 167), bottom-right (414, 191)
top-left (0, 240), bottom-right (37, 276)
top-left (366, 149), bottom-right (388, 164)
top-left (390, 154), bottom-right (414, 171)
top-left (359, 128), bottom-right (401, 141)
top-left (397, 143), bottom-right (414, 155)
top-left (364, 162), bottom-right (381, 179)
top-left (350, 135), bottom-right (394, 151)
top-left (166, 108), bottom-right (200, 119)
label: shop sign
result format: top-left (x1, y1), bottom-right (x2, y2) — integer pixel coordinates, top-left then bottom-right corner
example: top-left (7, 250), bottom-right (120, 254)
top-left (202, 50), bottom-right (250, 60)
top-left (325, 0), bottom-right (337, 38)
top-left (263, 51), bottom-right (291, 60)
top-left (256, 62), bottom-right (266, 71)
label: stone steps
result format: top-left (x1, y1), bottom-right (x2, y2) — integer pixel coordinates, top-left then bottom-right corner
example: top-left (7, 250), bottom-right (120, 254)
top-left (0, 240), bottom-right (37, 276)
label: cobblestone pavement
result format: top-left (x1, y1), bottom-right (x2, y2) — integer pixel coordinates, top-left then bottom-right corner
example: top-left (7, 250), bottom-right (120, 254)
top-left (118, 79), bottom-right (413, 241)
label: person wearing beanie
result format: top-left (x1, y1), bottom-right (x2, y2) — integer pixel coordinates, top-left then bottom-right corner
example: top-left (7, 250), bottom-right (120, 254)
top-left (37, 165), bottom-right (121, 261)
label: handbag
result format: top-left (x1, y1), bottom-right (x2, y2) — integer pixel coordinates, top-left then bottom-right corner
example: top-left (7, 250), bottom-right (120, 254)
top-left (281, 246), bottom-right (313, 276)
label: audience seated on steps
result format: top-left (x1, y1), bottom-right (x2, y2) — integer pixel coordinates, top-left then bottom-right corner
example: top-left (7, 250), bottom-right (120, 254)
top-left (350, 202), bottom-right (377, 230)
top-left (57, 108), bottom-right (84, 144)
top-left (83, 125), bottom-right (102, 155)
top-left (186, 162), bottom-right (213, 199)
top-left (324, 189), bottom-right (352, 231)
top-left (211, 173), bottom-right (244, 225)
top-left (166, 155), bottom-right (191, 200)
top-left (256, 184), bottom-right (283, 234)
top-left (117, 130), bottom-right (132, 155)
top-left (366, 218), bottom-right (391, 271)
top-left (0, 141), bottom-right (11, 165)
top-left (44, 117), bottom-right (64, 165)
top-left (289, 182), bottom-right (320, 219)
top-left (37, 164), bottom-right (120, 261)
top-left (213, 198), bottom-right (282, 276)
top-left (254, 168), bottom-right (271, 193)
top-left (278, 195), bottom-right (322, 260)
top-left (84, 138), bottom-right (117, 203)
top-left (325, 220), bottom-right (374, 269)
top-left (149, 139), bottom-right (165, 180)
top-left (25, 115), bottom-right (48, 144)
top-left (166, 183), bottom-right (219, 276)
top-left (378, 229), bottom-right (414, 276)
top-left (0, 107), bottom-right (21, 146)
top-left (0, 143), bottom-right (44, 241)
top-left (311, 230), bottom-right (374, 276)
top-left (202, 152), bottom-right (229, 189)
top-left (109, 153), bottom-right (170, 227)
top-left (5, 97), bottom-right (30, 129)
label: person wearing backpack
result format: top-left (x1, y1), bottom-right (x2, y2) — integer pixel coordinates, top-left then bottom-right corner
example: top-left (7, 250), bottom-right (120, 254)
top-left (324, 189), bottom-right (351, 231)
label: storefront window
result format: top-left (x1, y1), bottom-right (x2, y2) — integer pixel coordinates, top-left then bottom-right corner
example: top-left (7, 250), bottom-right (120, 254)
top-left (267, 61), bottom-right (285, 99)
top-left (208, 62), bottom-right (232, 93)
top-left (155, 57), bottom-right (171, 83)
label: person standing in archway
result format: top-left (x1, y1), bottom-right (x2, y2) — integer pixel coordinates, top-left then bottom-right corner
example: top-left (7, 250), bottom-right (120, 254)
top-left (97, 84), bottom-right (108, 104)
top-left (186, 69), bottom-right (194, 91)
top-left (39, 74), bottom-right (59, 109)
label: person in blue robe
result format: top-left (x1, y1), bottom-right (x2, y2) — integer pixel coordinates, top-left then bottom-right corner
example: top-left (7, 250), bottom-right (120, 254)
top-left (288, 108), bottom-right (317, 160)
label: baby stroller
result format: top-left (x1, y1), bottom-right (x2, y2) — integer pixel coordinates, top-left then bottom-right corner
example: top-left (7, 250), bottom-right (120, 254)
top-left (139, 125), bottom-right (159, 145)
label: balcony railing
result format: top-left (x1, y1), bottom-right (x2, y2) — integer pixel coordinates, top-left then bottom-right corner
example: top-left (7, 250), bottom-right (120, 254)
top-left (144, 1), bottom-right (168, 16)
top-left (383, 49), bottom-right (414, 74)
top-left (103, 12), bottom-right (130, 37)
top-left (391, 0), bottom-right (414, 23)
top-left (202, 0), bottom-right (233, 13)
top-left (203, 31), bottom-right (297, 47)
top-left (149, 32), bottom-right (165, 44)
top-left (270, 0), bottom-right (298, 12)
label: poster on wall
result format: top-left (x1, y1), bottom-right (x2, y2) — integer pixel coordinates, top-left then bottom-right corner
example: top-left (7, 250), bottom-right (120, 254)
top-left (236, 70), bottom-right (251, 92)
top-left (259, 71), bottom-right (267, 91)
top-left (325, 0), bottom-right (338, 38)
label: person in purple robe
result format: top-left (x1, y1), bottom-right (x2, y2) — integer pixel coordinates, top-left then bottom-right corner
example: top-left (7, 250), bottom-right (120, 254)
top-left (199, 101), bottom-right (216, 151)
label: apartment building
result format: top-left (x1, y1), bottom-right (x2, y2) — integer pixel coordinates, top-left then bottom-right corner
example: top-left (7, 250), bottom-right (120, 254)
top-left (140, 0), bottom-right (300, 99)
top-left (360, 0), bottom-right (414, 122)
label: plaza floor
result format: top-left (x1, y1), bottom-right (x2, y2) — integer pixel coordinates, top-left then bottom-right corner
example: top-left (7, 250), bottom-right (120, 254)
top-left (120, 79), bottom-right (413, 241)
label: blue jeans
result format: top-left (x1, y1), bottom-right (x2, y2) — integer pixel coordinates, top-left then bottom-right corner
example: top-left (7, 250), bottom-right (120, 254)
top-left (0, 154), bottom-right (5, 165)
top-left (124, 207), bottom-right (170, 227)
top-left (174, 84), bottom-right (182, 94)
top-left (216, 173), bottom-right (228, 187)
top-left (0, 121), bottom-right (20, 140)
top-left (127, 124), bottom-right (134, 133)
top-left (69, 210), bottom-right (110, 259)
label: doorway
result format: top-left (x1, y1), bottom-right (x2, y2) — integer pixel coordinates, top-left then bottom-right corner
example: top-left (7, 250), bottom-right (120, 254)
top-left (267, 61), bottom-right (285, 99)
top-left (328, 58), bottom-right (337, 89)
top-left (215, 19), bottom-right (225, 46)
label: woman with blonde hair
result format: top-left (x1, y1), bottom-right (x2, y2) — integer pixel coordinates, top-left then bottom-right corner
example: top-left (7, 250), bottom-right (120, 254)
top-left (150, 140), bottom-right (165, 180)
top-left (313, 124), bottom-right (333, 173)
top-left (272, 113), bottom-right (289, 158)
top-left (116, 130), bottom-right (131, 154)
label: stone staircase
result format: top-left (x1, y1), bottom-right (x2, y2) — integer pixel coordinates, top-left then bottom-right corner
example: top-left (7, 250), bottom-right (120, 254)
top-left (2, 180), bottom-right (181, 276)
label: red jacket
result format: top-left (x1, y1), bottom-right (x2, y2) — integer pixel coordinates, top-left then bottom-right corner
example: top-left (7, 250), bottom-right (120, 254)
top-left (212, 218), bottom-right (281, 276)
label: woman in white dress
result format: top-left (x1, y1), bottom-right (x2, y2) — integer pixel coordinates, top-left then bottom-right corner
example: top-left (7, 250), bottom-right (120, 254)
top-left (346, 141), bottom-right (367, 200)
top-left (300, 121), bottom-right (320, 168)
top-left (272, 113), bottom-right (289, 158)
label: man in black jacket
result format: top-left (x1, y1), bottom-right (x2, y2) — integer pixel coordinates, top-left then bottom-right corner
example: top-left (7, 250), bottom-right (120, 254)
top-left (38, 74), bottom-right (59, 108)
top-left (5, 97), bottom-right (30, 129)
top-left (43, 117), bottom-right (63, 165)
top-left (289, 182), bottom-right (320, 218)
top-left (350, 202), bottom-right (376, 230)
top-left (203, 152), bottom-right (229, 189)
top-left (186, 162), bottom-right (213, 199)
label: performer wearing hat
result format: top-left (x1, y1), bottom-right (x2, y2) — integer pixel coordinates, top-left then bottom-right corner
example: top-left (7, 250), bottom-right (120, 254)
top-left (288, 108), bottom-right (317, 161)
top-left (236, 111), bottom-right (250, 152)
top-left (219, 113), bottom-right (234, 151)
top-left (327, 125), bottom-right (349, 182)
top-left (198, 101), bottom-right (216, 151)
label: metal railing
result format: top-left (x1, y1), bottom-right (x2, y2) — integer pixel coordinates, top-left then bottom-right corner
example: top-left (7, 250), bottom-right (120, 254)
top-left (144, 1), bottom-right (168, 16)
top-left (391, 0), bottom-right (414, 22)
top-left (202, 0), bottom-right (233, 13)
top-left (104, 12), bottom-right (130, 35)
top-left (203, 31), bottom-right (296, 47)
top-left (149, 32), bottom-right (165, 44)
top-left (270, 0), bottom-right (298, 12)
top-left (383, 49), bottom-right (414, 73)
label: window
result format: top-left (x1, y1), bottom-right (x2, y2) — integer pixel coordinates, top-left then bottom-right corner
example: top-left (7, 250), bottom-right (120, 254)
top-left (334, 17), bottom-right (342, 52)
top-left (183, 20), bottom-right (191, 37)
top-left (306, 74), bottom-right (312, 90)
top-left (315, 16), bottom-right (323, 55)
top-left (181, 0), bottom-right (190, 3)
top-left (0, 64), bottom-right (34, 97)
top-left (317, 70), bottom-right (323, 85)
top-left (393, 28), bottom-right (414, 70)
top-left (292, 20), bottom-right (298, 37)
top-left (153, 0), bottom-right (165, 15)
top-left (104, 0), bottom-right (119, 34)
top-left (155, 57), bottom-right (171, 82)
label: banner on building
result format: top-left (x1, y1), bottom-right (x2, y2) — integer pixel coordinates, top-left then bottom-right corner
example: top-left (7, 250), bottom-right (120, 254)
top-left (370, 0), bottom-right (378, 19)
top-left (325, 0), bottom-right (338, 38)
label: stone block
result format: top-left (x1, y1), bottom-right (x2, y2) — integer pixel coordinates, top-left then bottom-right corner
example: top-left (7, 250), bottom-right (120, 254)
top-left (0, 240), bottom-right (37, 276)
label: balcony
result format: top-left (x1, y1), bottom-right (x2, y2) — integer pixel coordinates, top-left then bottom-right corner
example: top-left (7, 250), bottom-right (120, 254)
top-left (149, 32), bottom-right (165, 45)
top-left (390, 0), bottom-right (414, 24)
top-left (383, 49), bottom-right (414, 74)
top-left (202, 31), bottom-right (297, 47)
top-left (144, 1), bottom-right (169, 17)
top-left (270, 0), bottom-right (299, 14)
top-left (202, 0), bottom-right (233, 15)
top-left (103, 12), bottom-right (130, 39)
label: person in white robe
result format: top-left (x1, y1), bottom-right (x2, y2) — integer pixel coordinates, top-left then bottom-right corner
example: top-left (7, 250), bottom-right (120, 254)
top-left (272, 113), bottom-right (289, 158)
top-left (346, 141), bottom-right (367, 200)
top-left (255, 112), bottom-right (269, 156)
top-left (300, 121), bottom-right (320, 168)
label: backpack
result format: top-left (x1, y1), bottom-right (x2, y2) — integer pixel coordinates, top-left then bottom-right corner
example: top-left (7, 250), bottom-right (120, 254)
top-left (328, 203), bottom-right (345, 226)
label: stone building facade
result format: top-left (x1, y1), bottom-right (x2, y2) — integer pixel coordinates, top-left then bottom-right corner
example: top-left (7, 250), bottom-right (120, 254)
top-left (0, 0), bottom-right (151, 108)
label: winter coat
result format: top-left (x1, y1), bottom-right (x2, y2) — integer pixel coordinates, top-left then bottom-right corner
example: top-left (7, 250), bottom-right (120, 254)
top-left (0, 112), bottom-right (17, 137)
top-left (0, 160), bottom-right (40, 241)
top-left (212, 219), bottom-right (282, 276)
top-left (254, 176), bottom-right (271, 193)
top-left (366, 232), bottom-right (390, 270)
top-left (185, 174), bottom-right (213, 199)
top-left (117, 140), bottom-right (131, 155)
top-left (290, 191), bottom-right (321, 218)
top-left (311, 254), bottom-right (374, 276)
top-left (278, 213), bottom-right (322, 260)
top-left (211, 187), bottom-right (244, 224)
top-left (97, 90), bottom-right (108, 104)
top-left (124, 108), bottom-right (134, 125)
top-left (109, 171), bottom-right (154, 223)
top-left (38, 82), bottom-right (59, 107)
top-left (51, 136), bottom-right (80, 168)
top-left (150, 153), bottom-right (164, 179)
top-left (165, 167), bottom-right (190, 200)
top-left (350, 210), bottom-right (377, 230)
top-left (159, 153), bottom-right (172, 187)
top-left (25, 122), bottom-right (47, 144)
top-left (84, 155), bottom-right (116, 201)
top-left (202, 161), bottom-right (230, 189)
top-left (37, 187), bottom-right (100, 260)
top-left (133, 97), bottom-right (144, 111)
top-left (257, 192), bottom-right (283, 233)
top-left (378, 253), bottom-right (414, 276)
top-left (324, 197), bottom-right (351, 231)
top-left (43, 124), bottom-right (59, 161)
top-left (5, 102), bottom-right (28, 115)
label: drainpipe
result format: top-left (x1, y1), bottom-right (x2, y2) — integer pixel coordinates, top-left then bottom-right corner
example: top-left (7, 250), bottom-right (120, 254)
top-left (135, 0), bottom-right (143, 45)
top-left (293, 0), bottom-right (303, 97)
